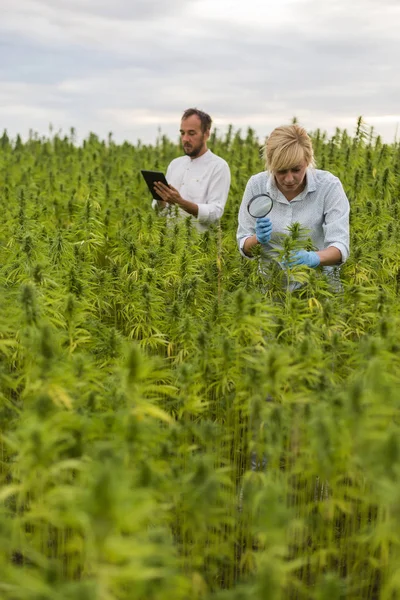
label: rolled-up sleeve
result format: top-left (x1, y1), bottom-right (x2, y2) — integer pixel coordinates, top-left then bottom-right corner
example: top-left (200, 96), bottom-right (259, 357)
top-left (151, 198), bottom-right (169, 214)
top-left (197, 163), bottom-right (231, 224)
top-left (322, 180), bottom-right (350, 262)
top-left (237, 177), bottom-right (259, 259)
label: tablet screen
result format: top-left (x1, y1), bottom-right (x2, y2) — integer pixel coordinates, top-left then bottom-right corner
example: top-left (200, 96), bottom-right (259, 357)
top-left (141, 170), bottom-right (169, 201)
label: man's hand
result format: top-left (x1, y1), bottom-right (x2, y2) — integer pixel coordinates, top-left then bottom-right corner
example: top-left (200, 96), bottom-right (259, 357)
top-left (153, 181), bottom-right (199, 218)
top-left (153, 182), bottom-right (182, 205)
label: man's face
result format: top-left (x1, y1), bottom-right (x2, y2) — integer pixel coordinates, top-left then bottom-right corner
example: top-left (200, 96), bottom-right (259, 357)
top-left (180, 115), bottom-right (209, 158)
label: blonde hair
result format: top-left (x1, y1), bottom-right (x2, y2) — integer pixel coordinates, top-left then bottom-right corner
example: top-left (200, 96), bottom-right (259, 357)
top-left (263, 124), bottom-right (315, 172)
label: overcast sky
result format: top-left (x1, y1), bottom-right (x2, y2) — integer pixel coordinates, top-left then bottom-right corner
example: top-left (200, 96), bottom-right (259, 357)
top-left (1, 0), bottom-right (399, 145)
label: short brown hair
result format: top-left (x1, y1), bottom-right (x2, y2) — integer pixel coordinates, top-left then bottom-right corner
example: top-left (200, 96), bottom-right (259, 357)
top-left (181, 108), bottom-right (212, 133)
top-left (263, 124), bottom-right (315, 172)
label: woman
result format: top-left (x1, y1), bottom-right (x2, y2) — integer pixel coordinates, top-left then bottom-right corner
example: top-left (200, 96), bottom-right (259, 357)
top-left (237, 124), bottom-right (350, 283)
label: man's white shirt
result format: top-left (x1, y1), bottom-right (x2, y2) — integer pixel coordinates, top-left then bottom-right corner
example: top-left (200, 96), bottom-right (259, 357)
top-left (152, 150), bottom-right (231, 232)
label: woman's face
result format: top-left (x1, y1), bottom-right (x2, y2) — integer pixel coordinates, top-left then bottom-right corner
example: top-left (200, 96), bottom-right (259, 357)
top-left (274, 161), bottom-right (308, 198)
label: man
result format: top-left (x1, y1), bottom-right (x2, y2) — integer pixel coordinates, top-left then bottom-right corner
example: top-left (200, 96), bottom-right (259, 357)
top-left (152, 108), bottom-right (231, 232)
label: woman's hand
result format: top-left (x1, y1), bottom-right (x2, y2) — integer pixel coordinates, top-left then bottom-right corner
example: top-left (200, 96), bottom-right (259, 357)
top-left (284, 250), bottom-right (321, 268)
top-left (255, 217), bottom-right (272, 245)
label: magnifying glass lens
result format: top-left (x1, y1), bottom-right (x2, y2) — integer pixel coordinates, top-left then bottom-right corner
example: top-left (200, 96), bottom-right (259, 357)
top-left (247, 194), bottom-right (273, 218)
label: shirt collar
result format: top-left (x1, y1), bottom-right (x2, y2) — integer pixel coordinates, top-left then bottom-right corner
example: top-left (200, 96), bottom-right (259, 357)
top-left (305, 168), bottom-right (317, 193)
top-left (188, 149), bottom-right (211, 163)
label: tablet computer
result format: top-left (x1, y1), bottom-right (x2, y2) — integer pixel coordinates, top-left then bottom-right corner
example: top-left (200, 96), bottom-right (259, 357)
top-left (141, 170), bottom-right (169, 201)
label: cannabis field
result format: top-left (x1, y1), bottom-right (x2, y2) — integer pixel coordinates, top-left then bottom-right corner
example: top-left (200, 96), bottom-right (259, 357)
top-left (0, 120), bottom-right (400, 600)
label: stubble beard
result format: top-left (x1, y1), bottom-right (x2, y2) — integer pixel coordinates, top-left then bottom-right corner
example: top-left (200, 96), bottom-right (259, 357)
top-left (183, 136), bottom-right (205, 159)
top-left (184, 147), bottom-right (201, 158)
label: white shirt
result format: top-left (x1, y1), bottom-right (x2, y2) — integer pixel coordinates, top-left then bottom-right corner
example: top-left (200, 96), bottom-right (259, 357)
top-left (152, 150), bottom-right (231, 233)
top-left (237, 168), bottom-right (350, 263)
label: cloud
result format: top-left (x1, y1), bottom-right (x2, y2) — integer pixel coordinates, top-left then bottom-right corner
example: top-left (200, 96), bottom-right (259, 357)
top-left (0, 0), bottom-right (399, 143)
top-left (31, 0), bottom-right (189, 20)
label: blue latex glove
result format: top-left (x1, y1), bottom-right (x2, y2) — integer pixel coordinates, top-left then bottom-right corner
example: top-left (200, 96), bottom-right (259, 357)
top-left (255, 217), bottom-right (272, 245)
top-left (284, 250), bottom-right (321, 268)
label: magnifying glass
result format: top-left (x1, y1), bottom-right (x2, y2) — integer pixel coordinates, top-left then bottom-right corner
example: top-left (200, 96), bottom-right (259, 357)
top-left (247, 193), bottom-right (273, 218)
